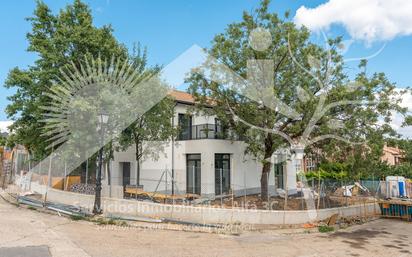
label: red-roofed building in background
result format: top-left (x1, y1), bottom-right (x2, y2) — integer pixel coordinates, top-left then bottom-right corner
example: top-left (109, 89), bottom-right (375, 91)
top-left (381, 143), bottom-right (405, 166)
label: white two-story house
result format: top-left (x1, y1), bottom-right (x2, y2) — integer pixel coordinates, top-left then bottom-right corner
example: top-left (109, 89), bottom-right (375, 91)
top-left (106, 90), bottom-right (299, 199)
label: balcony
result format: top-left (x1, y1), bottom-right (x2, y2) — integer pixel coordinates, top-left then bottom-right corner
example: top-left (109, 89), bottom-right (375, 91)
top-left (177, 123), bottom-right (242, 141)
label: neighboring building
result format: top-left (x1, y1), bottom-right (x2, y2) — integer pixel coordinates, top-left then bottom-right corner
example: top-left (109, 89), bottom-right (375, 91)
top-left (1, 144), bottom-right (29, 186)
top-left (381, 144), bottom-right (405, 166)
top-left (107, 90), bottom-right (299, 199)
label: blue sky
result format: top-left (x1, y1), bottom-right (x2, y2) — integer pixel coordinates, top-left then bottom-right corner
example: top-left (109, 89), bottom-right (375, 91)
top-left (1, 0), bottom-right (412, 124)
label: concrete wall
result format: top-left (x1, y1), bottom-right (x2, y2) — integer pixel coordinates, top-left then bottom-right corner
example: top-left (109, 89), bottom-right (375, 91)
top-left (40, 186), bottom-right (379, 225)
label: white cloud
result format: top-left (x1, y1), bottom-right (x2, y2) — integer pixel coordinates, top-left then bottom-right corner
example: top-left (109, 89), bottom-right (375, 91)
top-left (294, 0), bottom-right (412, 43)
top-left (0, 121), bottom-right (13, 133)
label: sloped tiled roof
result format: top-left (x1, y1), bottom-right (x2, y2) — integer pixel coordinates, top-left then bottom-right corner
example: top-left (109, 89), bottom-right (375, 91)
top-left (168, 89), bottom-right (215, 107)
top-left (168, 90), bottom-right (196, 105)
top-left (383, 145), bottom-right (405, 156)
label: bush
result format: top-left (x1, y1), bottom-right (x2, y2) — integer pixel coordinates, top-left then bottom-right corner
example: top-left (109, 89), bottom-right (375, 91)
top-left (306, 161), bottom-right (412, 181)
top-left (70, 215), bottom-right (85, 221)
top-left (305, 163), bottom-right (349, 181)
top-left (318, 225), bottom-right (334, 233)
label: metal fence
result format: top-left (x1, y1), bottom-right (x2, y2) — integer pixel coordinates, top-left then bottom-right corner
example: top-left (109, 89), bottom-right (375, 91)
top-left (27, 168), bottom-right (383, 212)
top-left (6, 158), bottom-right (389, 215)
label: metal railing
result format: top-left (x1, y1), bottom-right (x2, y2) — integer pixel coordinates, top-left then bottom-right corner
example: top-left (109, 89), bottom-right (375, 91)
top-left (178, 123), bottom-right (242, 141)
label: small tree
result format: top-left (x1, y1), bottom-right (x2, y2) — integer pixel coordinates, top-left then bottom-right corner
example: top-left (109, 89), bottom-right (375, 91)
top-left (112, 45), bottom-right (177, 187)
top-left (117, 97), bottom-right (176, 186)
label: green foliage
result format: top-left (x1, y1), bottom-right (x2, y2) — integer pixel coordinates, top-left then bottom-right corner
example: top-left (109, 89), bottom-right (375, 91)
top-left (312, 159), bottom-right (412, 181)
top-left (70, 215), bottom-right (85, 221)
top-left (188, 0), bottom-right (409, 199)
top-left (318, 225), bottom-right (334, 233)
top-left (319, 162), bottom-right (349, 174)
top-left (4, 0), bottom-right (127, 159)
top-left (372, 162), bottom-right (412, 179)
top-left (116, 47), bottom-right (177, 172)
top-left (305, 162), bottom-right (351, 180)
top-left (117, 95), bottom-right (177, 169)
top-left (0, 136), bottom-right (6, 147)
top-left (95, 217), bottom-right (116, 225)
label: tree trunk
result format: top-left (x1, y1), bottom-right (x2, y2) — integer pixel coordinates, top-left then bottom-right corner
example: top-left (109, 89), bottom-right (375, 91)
top-left (261, 133), bottom-right (274, 201)
top-left (260, 161), bottom-right (272, 201)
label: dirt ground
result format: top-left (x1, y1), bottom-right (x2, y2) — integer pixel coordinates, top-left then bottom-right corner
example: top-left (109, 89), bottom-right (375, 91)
top-left (1, 194), bottom-right (411, 257)
top-left (208, 194), bottom-right (376, 210)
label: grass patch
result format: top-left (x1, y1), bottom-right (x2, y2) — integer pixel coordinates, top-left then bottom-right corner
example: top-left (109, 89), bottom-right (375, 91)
top-left (93, 217), bottom-right (128, 226)
top-left (107, 219), bottom-right (116, 225)
top-left (318, 225), bottom-right (335, 233)
top-left (119, 221), bottom-right (128, 227)
top-left (95, 217), bottom-right (117, 225)
top-left (70, 215), bottom-right (86, 221)
top-left (27, 206), bottom-right (37, 211)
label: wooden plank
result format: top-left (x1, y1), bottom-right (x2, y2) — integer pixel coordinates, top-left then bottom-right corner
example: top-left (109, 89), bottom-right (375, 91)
top-left (124, 187), bottom-right (200, 200)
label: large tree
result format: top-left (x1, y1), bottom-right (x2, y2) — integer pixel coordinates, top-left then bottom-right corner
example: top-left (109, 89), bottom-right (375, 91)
top-left (4, 0), bottom-right (127, 160)
top-left (189, 0), bottom-right (411, 200)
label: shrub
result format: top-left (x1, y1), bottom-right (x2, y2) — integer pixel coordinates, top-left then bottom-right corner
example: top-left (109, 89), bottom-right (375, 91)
top-left (318, 225), bottom-right (334, 233)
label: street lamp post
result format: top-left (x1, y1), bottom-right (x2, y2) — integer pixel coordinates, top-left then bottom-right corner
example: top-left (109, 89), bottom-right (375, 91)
top-left (93, 112), bottom-right (109, 214)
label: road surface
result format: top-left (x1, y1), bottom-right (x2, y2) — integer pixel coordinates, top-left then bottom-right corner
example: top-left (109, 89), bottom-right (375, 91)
top-left (0, 196), bottom-right (411, 257)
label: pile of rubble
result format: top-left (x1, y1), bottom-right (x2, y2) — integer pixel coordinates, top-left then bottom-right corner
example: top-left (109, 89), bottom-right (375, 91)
top-left (333, 182), bottom-right (369, 197)
top-left (69, 183), bottom-right (95, 195)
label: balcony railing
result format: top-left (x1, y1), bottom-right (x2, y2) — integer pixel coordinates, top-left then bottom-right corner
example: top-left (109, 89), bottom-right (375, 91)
top-left (177, 123), bottom-right (242, 141)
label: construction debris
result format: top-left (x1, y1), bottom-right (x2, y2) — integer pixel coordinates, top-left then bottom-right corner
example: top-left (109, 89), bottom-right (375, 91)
top-left (334, 182), bottom-right (369, 197)
top-left (17, 195), bottom-right (91, 217)
top-left (327, 214), bottom-right (339, 226)
top-left (69, 183), bottom-right (95, 195)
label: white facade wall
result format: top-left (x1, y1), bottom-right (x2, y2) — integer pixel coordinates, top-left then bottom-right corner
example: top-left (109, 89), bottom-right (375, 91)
top-left (110, 102), bottom-right (296, 199)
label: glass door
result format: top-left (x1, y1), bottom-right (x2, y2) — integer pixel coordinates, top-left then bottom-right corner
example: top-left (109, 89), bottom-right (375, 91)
top-left (274, 162), bottom-right (284, 189)
top-left (215, 154), bottom-right (231, 195)
top-left (186, 154), bottom-right (201, 195)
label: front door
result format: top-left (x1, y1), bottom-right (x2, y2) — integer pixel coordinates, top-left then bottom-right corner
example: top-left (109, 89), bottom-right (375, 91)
top-left (186, 154), bottom-right (201, 195)
top-left (215, 154), bottom-right (231, 195)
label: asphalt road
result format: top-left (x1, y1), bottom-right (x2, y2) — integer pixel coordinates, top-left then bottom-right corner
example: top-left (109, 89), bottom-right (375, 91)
top-left (1, 195), bottom-right (412, 257)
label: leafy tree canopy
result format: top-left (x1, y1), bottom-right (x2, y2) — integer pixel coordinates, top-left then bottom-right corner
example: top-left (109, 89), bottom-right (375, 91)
top-left (5, 0), bottom-right (127, 160)
top-left (189, 0), bottom-right (411, 198)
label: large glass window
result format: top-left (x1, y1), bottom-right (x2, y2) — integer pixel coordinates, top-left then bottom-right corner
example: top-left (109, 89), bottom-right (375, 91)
top-left (186, 154), bottom-right (201, 195)
top-left (274, 163), bottom-right (284, 189)
top-left (178, 113), bottom-right (192, 140)
top-left (214, 118), bottom-right (228, 139)
top-left (215, 154), bottom-right (231, 195)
